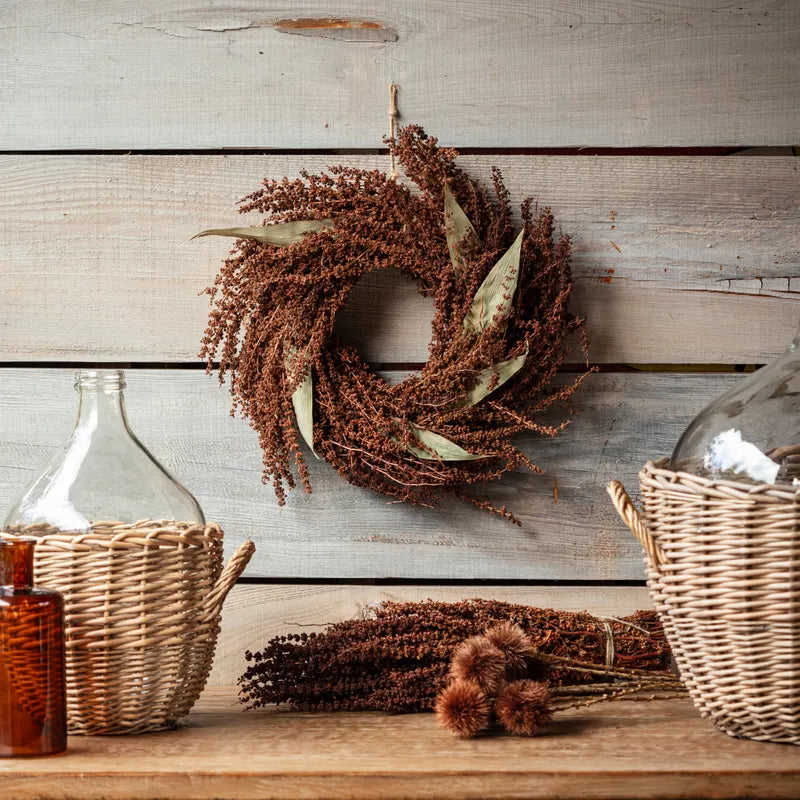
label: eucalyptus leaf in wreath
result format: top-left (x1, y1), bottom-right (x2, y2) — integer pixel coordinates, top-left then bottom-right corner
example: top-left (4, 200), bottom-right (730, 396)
top-left (444, 183), bottom-right (479, 275)
top-left (463, 230), bottom-right (523, 333)
top-left (285, 346), bottom-right (318, 458)
top-left (193, 219), bottom-right (333, 246)
top-left (462, 348), bottom-right (529, 407)
top-left (399, 421), bottom-right (487, 461)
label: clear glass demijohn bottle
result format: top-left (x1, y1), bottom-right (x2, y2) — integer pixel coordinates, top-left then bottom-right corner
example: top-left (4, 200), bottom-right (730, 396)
top-left (3, 370), bottom-right (204, 533)
top-left (672, 325), bottom-right (800, 485)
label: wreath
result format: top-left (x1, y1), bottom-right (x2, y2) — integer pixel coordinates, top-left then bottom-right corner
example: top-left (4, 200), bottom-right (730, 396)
top-left (197, 126), bottom-right (589, 523)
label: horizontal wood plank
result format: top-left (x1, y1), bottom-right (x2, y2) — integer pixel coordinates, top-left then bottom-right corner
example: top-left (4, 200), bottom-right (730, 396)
top-left (1, 155), bottom-right (799, 364)
top-left (4, 687), bottom-right (800, 800)
top-left (208, 584), bottom-right (653, 685)
top-left (0, 368), bottom-right (741, 580)
top-left (2, 1), bottom-right (798, 149)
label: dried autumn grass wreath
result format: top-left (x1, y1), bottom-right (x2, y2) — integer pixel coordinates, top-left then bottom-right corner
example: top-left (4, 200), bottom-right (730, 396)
top-left (197, 126), bottom-right (589, 523)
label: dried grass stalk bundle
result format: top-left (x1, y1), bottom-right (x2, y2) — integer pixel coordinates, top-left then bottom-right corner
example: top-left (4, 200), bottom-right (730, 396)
top-left (436, 622), bottom-right (684, 739)
top-left (199, 126), bottom-right (590, 523)
top-left (239, 599), bottom-right (671, 714)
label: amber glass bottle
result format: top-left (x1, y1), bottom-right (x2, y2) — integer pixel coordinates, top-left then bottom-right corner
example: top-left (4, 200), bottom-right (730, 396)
top-left (0, 538), bottom-right (66, 756)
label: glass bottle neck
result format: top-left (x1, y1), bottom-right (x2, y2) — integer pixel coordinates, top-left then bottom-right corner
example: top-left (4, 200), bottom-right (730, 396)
top-left (0, 538), bottom-right (35, 590)
top-left (74, 370), bottom-right (130, 434)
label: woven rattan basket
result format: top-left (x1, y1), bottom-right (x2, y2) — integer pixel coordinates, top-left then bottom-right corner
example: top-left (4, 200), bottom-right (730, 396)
top-left (608, 459), bottom-right (800, 744)
top-left (1, 520), bottom-right (254, 735)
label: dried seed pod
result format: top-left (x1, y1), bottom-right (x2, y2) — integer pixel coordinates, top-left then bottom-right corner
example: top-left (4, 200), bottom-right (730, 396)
top-left (495, 680), bottom-right (553, 737)
top-left (484, 622), bottom-right (541, 677)
top-left (449, 635), bottom-right (507, 694)
top-left (434, 679), bottom-right (490, 739)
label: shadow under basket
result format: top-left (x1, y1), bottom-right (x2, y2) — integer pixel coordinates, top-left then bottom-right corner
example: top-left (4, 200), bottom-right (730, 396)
top-left (1, 521), bottom-right (254, 735)
top-left (609, 460), bottom-right (800, 745)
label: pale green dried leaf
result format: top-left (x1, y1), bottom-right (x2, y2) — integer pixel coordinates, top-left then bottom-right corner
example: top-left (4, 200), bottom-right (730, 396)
top-left (193, 219), bottom-right (333, 246)
top-left (285, 346), bottom-right (318, 459)
top-left (402, 421), bottom-right (488, 461)
top-left (444, 183), bottom-right (478, 275)
top-left (463, 349), bottom-right (528, 407)
top-left (463, 230), bottom-right (523, 333)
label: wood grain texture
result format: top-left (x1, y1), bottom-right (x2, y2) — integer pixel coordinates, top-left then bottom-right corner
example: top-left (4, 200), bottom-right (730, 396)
top-left (1, 154), bottom-right (799, 364)
top-left (3, 687), bottom-right (800, 800)
top-left (1, 1), bottom-right (798, 149)
top-left (208, 584), bottom-right (654, 685)
top-left (0, 368), bottom-right (742, 580)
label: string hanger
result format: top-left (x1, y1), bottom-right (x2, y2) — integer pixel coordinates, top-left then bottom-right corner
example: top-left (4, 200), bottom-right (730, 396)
top-left (388, 83), bottom-right (399, 181)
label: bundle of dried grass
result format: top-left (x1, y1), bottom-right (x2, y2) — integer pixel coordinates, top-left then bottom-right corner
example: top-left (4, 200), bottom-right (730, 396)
top-left (239, 599), bottom-right (671, 714)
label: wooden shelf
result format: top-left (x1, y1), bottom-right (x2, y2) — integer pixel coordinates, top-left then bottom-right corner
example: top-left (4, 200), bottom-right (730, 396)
top-left (2, 687), bottom-right (800, 799)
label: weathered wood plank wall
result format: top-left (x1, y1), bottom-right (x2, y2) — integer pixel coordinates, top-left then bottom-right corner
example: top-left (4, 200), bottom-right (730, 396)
top-left (1, 155), bottom-right (798, 364)
top-left (1, 1), bottom-right (798, 685)
top-left (0, 368), bottom-right (743, 579)
top-left (1, 1), bottom-right (797, 148)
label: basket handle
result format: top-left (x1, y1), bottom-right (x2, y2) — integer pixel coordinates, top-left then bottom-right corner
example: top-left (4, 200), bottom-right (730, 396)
top-left (606, 481), bottom-right (668, 568)
top-left (203, 539), bottom-right (256, 619)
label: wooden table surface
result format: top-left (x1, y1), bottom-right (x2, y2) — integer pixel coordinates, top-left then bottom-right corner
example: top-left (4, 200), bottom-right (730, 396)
top-left (2, 686), bottom-right (800, 799)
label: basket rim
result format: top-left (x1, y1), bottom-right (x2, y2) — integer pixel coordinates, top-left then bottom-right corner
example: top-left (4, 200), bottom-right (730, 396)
top-left (643, 459), bottom-right (800, 503)
top-left (1, 520), bottom-right (223, 550)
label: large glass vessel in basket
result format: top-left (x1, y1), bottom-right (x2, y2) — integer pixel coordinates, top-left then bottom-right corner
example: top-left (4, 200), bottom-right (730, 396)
top-left (672, 327), bottom-right (800, 485)
top-left (3, 370), bottom-right (204, 533)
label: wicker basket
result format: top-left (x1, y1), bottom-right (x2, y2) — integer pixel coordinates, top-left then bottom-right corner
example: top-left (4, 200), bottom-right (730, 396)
top-left (608, 460), bottom-right (800, 744)
top-left (1, 520), bottom-right (254, 735)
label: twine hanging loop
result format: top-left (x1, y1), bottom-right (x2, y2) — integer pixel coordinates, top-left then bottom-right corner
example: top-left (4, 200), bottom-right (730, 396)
top-left (388, 84), bottom-right (399, 181)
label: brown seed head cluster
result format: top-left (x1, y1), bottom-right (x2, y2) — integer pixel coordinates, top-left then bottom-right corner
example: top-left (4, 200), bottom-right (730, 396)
top-left (201, 125), bottom-right (590, 522)
top-left (449, 636), bottom-right (507, 694)
top-left (434, 680), bottom-right (490, 739)
top-left (435, 621), bottom-right (682, 739)
top-left (484, 621), bottom-right (539, 677)
top-left (494, 680), bottom-right (554, 736)
top-left (436, 623), bottom-right (555, 737)
top-left (238, 599), bottom-right (670, 714)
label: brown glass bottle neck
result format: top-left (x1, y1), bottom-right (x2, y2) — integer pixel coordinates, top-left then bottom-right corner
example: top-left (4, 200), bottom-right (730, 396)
top-left (0, 539), bottom-right (35, 590)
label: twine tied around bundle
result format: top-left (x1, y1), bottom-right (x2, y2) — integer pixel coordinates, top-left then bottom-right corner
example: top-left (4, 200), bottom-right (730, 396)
top-left (593, 615), bottom-right (652, 669)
